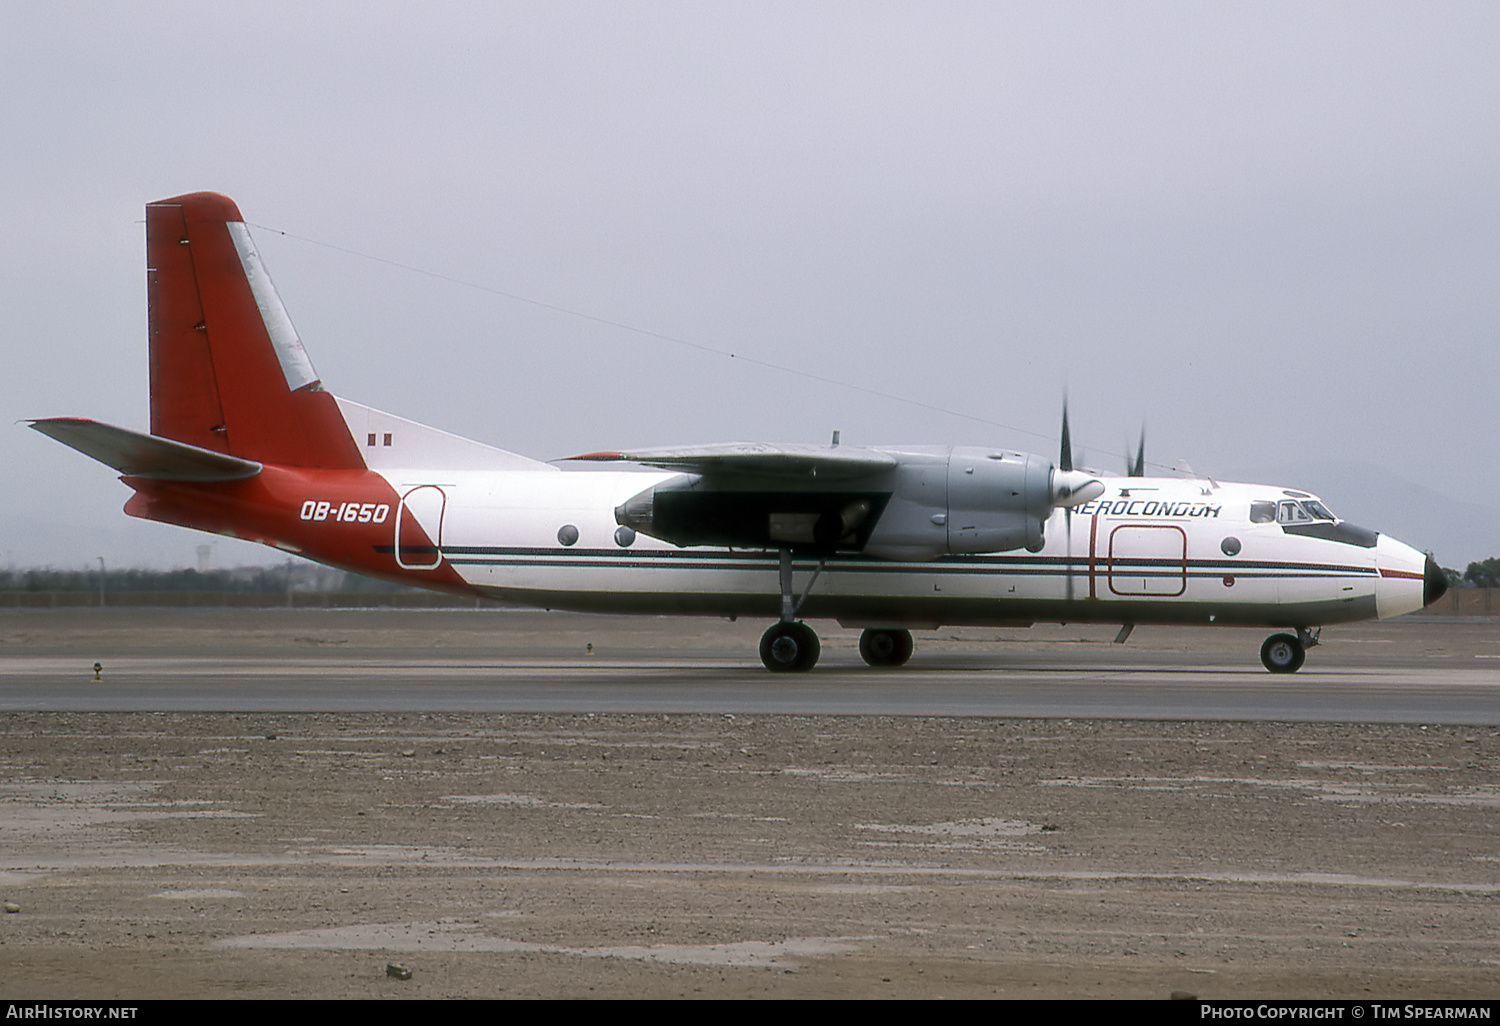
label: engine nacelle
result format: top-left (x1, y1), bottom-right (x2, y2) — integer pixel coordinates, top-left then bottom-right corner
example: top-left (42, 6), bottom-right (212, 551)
top-left (613, 445), bottom-right (1094, 562)
top-left (942, 447), bottom-right (1054, 554)
top-left (860, 447), bottom-right (1066, 560)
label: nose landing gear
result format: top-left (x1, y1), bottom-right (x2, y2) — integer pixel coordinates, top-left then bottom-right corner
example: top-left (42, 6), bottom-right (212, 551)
top-left (1260, 627), bottom-right (1320, 673)
top-left (1260, 634), bottom-right (1304, 673)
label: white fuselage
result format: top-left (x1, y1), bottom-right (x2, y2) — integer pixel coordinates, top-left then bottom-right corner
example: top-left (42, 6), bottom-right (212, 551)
top-left (370, 464), bottom-right (1433, 630)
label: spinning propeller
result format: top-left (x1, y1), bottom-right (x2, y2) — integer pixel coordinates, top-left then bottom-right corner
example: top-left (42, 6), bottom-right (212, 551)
top-left (1051, 406), bottom-right (1145, 602)
top-left (1050, 399), bottom-right (1104, 508)
top-left (1052, 398), bottom-right (1105, 604)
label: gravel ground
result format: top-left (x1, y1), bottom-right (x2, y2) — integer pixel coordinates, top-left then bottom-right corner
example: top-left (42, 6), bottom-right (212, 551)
top-left (2, 711), bottom-right (1498, 999)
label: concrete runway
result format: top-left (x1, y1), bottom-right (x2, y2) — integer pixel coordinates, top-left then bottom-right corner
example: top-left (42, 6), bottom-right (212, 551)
top-left (3, 608), bottom-right (1497, 999)
top-left (1, 608), bottom-right (1496, 723)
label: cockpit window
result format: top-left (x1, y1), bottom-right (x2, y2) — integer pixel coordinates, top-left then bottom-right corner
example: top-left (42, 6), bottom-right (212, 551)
top-left (1277, 500), bottom-right (1313, 524)
top-left (1273, 499), bottom-right (1338, 524)
top-left (1256, 499), bottom-right (1339, 524)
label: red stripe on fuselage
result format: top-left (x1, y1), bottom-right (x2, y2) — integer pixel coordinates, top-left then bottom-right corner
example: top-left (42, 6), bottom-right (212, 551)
top-left (1088, 511), bottom-right (1099, 599)
top-left (1378, 568), bottom-right (1424, 580)
top-left (120, 465), bottom-right (477, 595)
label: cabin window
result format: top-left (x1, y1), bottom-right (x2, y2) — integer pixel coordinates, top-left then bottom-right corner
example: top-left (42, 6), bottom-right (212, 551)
top-left (1249, 501), bottom-right (1276, 524)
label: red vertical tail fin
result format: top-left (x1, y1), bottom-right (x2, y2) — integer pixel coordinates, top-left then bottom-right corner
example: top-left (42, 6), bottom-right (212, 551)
top-left (146, 192), bottom-right (364, 470)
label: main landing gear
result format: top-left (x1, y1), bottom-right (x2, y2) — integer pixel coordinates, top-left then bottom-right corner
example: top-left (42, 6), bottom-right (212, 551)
top-left (1260, 627), bottom-right (1320, 674)
top-left (760, 549), bottom-right (824, 672)
top-left (858, 627), bottom-right (914, 668)
top-left (760, 621), bottom-right (820, 672)
top-left (758, 623), bottom-right (918, 672)
top-left (757, 550), bottom-right (917, 672)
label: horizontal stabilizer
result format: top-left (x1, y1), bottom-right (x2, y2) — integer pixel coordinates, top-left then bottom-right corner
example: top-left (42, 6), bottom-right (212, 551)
top-left (565, 442), bottom-right (898, 481)
top-left (29, 418), bottom-right (263, 481)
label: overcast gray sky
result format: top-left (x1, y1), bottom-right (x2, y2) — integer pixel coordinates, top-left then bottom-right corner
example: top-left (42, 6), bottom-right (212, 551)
top-left (3, 2), bottom-right (1496, 570)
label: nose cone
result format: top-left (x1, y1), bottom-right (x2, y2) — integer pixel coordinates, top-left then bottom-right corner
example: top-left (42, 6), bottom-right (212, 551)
top-left (1374, 534), bottom-right (1442, 619)
top-left (1424, 554), bottom-right (1449, 607)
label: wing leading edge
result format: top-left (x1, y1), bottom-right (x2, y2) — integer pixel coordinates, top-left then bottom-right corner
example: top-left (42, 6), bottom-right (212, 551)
top-left (564, 442), bottom-right (898, 481)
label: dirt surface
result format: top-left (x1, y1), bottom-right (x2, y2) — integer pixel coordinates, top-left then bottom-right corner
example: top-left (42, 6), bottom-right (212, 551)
top-left (0, 614), bottom-right (1497, 999)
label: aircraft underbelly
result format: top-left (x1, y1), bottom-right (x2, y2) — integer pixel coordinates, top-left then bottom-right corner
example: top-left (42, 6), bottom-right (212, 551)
top-left (464, 581), bottom-right (1378, 628)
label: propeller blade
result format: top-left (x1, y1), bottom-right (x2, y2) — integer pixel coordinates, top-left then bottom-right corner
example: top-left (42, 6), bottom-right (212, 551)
top-left (1130, 429), bottom-right (1145, 478)
top-left (1059, 397), bottom-right (1073, 473)
top-left (1054, 395), bottom-right (1102, 507)
top-left (1065, 505), bottom-right (1074, 604)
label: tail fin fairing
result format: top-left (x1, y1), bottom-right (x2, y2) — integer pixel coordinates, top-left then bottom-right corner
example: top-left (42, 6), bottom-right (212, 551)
top-left (337, 398), bottom-right (556, 472)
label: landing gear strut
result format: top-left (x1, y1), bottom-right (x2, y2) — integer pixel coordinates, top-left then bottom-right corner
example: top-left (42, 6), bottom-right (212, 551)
top-left (759, 549), bottom-right (823, 673)
top-left (859, 628), bottom-right (914, 668)
top-left (1260, 627), bottom-right (1319, 674)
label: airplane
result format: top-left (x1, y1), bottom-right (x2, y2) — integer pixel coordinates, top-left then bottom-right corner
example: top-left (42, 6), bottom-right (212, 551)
top-left (29, 191), bottom-right (1449, 674)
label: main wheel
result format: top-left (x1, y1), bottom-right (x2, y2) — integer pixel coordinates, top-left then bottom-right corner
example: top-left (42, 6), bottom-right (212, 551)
top-left (858, 628), bottom-right (914, 668)
top-left (759, 621), bottom-right (821, 672)
top-left (1260, 633), bottom-right (1306, 673)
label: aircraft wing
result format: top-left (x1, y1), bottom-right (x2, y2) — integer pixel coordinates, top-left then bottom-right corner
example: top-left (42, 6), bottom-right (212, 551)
top-left (29, 418), bottom-right (263, 482)
top-left (564, 442), bottom-right (898, 481)
top-left (567, 443), bottom-right (901, 550)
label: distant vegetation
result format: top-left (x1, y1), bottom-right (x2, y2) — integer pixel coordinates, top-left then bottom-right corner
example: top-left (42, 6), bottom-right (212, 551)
top-left (1460, 557), bottom-right (1500, 588)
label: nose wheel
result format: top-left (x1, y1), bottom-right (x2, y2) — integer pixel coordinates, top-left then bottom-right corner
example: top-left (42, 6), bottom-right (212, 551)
top-left (1260, 632), bottom-right (1306, 673)
top-left (760, 621), bottom-right (820, 672)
